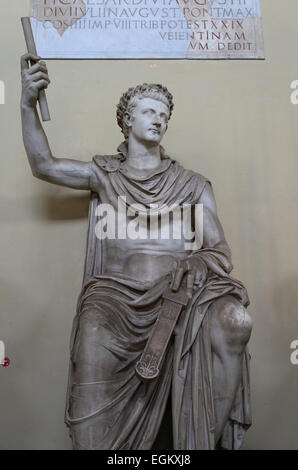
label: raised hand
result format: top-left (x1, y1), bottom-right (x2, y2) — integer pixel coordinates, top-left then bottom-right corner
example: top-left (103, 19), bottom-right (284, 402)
top-left (21, 53), bottom-right (50, 108)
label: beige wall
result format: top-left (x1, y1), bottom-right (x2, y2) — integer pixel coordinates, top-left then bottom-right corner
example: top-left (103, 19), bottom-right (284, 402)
top-left (0, 0), bottom-right (298, 449)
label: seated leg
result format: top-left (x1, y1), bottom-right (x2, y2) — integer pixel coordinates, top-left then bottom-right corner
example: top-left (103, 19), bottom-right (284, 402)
top-left (208, 295), bottom-right (252, 445)
top-left (73, 308), bottom-right (120, 383)
top-left (69, 308), bottom-right (124, 449)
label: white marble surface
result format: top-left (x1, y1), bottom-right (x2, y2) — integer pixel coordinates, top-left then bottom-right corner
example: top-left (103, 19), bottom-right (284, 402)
top-left (30, 0), bottom-right (264, 59)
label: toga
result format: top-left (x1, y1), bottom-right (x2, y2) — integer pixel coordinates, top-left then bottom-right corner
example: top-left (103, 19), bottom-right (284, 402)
top-left (64, 142), bottom-right (251, 450)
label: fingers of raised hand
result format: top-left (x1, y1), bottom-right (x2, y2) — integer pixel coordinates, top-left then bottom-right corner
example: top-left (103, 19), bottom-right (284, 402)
top-left (22, 68), bottom-right (50, 92)
top-left (33, 79), bottom-right (49, 90)
top-left (21, 58), bottom-right (50, 91)
top-left (29, 71), bottom-right (50, 84)
top-left (27, 61), bottom-right (48, 75)
top-left (21, 53), bottom-right (41, 71)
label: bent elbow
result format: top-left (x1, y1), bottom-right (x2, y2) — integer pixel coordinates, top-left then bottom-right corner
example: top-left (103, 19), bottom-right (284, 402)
top-left (31, 167), bottom-right (41, 179)
top-left (31, 167), bottom-right (47, 180)
top-left (30, 158), bottom-right (57, 181)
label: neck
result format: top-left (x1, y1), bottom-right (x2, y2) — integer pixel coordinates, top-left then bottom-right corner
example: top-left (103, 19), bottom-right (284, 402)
top-left (126, 136), bottom-right (161, 171)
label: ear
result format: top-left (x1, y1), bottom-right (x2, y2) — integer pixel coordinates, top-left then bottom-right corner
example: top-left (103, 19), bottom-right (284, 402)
top-left (123, 111), bottom-right (132, 129)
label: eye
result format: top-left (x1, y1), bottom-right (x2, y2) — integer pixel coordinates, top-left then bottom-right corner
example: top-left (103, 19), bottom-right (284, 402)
top-left (143, 109), bottom-right (154, 115)
top-left (160, 113), bottom-right (168, 122)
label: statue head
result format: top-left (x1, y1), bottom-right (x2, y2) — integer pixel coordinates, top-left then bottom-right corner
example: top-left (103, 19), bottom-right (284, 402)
top-left (116, 84), bottom-right (174, 141)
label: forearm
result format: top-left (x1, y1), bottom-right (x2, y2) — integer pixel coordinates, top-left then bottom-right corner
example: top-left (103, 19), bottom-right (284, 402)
top-left (21, 100), bottom-right (54, 177)
top-left (20, 53), bottom-right (92, 190)
top-left (193, 248), bottom-right (233, 277)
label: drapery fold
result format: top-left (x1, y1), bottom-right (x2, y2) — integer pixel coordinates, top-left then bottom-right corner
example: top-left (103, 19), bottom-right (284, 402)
top-left (65, 271), bottom-right (250, 449)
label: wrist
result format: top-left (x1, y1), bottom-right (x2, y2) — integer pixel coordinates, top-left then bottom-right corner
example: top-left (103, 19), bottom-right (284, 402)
top-left (190, 253), bottom-right (209, 276)
top-left (21, 98), bottom-right (36, 111)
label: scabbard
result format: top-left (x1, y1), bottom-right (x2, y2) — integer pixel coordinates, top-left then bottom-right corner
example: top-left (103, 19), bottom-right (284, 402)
top-left (135, 287), bottom-right (189, 382)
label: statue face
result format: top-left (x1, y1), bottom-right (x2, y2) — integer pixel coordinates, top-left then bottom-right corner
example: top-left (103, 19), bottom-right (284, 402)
top-left (127, 97), bottom-right (169, 145)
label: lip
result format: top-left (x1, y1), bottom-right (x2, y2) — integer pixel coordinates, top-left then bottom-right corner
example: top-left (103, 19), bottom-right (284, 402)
top-left (149, 128), bottom-right (160, 134)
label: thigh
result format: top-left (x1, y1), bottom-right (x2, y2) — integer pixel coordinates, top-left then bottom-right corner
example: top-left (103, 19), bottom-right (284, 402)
top-left (73, 308), bottom-right (121, 383)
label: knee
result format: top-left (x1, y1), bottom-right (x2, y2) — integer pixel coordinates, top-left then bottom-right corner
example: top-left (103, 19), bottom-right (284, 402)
top-left (212, 296), bottom-right (252, 348)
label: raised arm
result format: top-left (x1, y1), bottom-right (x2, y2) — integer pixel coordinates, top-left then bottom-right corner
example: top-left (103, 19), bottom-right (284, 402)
top-left (21, 53), bottom-right (91, 190)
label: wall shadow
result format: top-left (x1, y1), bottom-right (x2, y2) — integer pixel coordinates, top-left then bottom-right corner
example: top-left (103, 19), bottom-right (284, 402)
top-left (41, 193), bottom-right (91, 221)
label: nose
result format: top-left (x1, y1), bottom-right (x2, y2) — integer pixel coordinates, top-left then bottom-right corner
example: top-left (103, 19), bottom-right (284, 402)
top-left (153, 117), bottom-right (161, 127)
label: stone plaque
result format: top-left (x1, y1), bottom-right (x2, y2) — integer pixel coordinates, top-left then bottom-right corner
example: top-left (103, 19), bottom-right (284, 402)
top-left (30, 0), bottom-right (264, 59)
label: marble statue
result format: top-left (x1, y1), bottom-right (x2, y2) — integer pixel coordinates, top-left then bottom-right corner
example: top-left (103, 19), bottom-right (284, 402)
top-left (21, 53), bottom-right (252, 450)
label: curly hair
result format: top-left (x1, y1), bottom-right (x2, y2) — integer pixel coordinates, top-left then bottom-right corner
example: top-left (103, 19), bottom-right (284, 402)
top-left (116, 83), bottom-right (174, 139)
